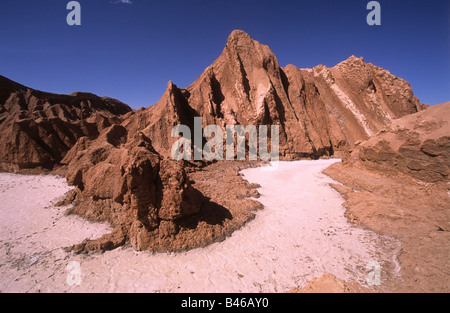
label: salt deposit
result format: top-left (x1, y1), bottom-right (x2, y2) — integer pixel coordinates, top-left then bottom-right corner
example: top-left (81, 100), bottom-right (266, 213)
top-left (0, 160), bottom-right (400, 293)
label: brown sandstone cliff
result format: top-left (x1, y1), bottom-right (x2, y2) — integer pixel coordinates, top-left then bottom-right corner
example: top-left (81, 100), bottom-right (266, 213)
top-left (61, 127), bottom-right (261, 253)
top-left (345, 101), bottom-right (449, 183)
top-left (122, 30), bottom-right (426, 160)
top-left (0, 75), bottom-right (132, 172)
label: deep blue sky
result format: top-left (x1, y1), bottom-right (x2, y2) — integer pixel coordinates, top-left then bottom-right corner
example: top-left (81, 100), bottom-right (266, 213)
top-left (0, 0), bottom-right (449, 109)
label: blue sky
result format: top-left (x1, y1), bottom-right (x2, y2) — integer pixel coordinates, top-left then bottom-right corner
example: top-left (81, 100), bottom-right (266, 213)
top-left (0, 0), bottom-right (448, 109)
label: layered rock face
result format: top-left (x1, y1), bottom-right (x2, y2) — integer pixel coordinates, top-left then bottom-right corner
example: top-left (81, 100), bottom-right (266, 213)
top-left (323, 103), bottom-right (449, 292)
top-left (347, 102), bottom-right (449, 182)
top-left (0, 75), bottom-right (132, 172)
top-left (1, 30), bottom-right (425, 169)
top-left (61, 126), bottom-right (209, 252)
top-left (62, 125), bottom-right (261, 253)
top-left (126, 30), bottom-right (426, 159)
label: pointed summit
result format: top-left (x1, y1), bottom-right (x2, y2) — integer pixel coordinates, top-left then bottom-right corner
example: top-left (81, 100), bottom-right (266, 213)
top-left (228, 29), bottom-right (250, 38)
top-left (222, 29), bottom-right (275, 63)
top-left (177, 30), bottom-right (423, 159)
top-left (346, 55), bottom-right (365, 63)
top-left (226, 29), bottom-right (253, 46)
top-left (334, 55), bottom-right (366, 69)
top-left (183, 29), bottom-right (285, 128)
top-left (67, 30), bottom-right (425, 165)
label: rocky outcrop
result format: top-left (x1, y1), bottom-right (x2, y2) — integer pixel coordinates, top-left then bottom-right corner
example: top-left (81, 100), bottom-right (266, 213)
top-left (1, 30), bottom-right (426, 169)
top-left (62, 125), bottom-right (261, 253)
top-left (323, 103), bottom-right (450, 292)
top-left (62, 126), bottom-right (201, 252)
top-left (0, 75), bottom-right (132, 172)
top-left (289, 274), bottom-right (369, 293)
top-left (124, 30), bottom-right (426, 160)
top-left (120, 80), bottom-right (199, 158)
top-left (346, 102), bottom-right (449, 182)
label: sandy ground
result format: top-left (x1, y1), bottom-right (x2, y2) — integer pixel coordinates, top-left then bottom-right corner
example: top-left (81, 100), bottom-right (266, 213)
top-left (0, 160), bottom-right (401, 293)
top-left (324, 161), bottom-right (450, 292)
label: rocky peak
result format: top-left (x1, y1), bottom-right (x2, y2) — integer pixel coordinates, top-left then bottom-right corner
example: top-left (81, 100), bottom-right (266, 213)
top-left (122, 30), bottom-right (426, 160)
top-left (341, 55), bottom-right (365, 65)
top-left (226, 29), bottom-right (253, 46)
top-left (221, 30), bottom-right (279, 71)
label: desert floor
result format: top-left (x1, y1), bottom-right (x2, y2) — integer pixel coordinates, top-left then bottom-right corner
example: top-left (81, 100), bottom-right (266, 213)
top-left (0, 160), bottom-right (401, 292)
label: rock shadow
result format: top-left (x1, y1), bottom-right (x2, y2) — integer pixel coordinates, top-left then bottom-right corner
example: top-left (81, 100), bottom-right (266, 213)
top-left (176, 196), bottom-right (233, 230)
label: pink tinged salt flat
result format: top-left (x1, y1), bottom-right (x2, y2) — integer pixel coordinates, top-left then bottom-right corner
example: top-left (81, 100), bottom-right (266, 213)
top-left (0, 160), bottom-right (400, 293)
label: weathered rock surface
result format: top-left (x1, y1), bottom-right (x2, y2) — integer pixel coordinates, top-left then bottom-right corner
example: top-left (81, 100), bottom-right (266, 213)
top-left (62, 127), bottom-right (198, 252)
top-left (0, 75), bottom-right (132, 172)
top-left (323, 103), bottom-right (450, 292)
top-left (1, 30), bottom-right (426, 169)
top-left (345, 102), bottom-right (449, 182)
top-left (56, 30), bottom-right (433, 253)
top-left (62, 125), bottom-right (261, 252)
top-left (124, 30), bottom-right (426, 160)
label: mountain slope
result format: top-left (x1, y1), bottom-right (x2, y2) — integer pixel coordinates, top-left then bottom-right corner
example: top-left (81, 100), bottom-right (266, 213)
top-left (323, 102), bottom-right (449, 292)
top-left (124, 30), bottom-right (426, 159)
top-left (342, 101), bottom-right (449, 182)
top-left (0, 75), bottom-right (132, 171)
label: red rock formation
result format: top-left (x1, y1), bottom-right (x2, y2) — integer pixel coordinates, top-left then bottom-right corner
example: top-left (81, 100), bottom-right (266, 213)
top-left (124, 30), bottom-right (426, 160)
top-left (1, 30), bottom-right (425, 170)
top-left (345, 102), bottom-right (449, 183)
top-left (62, 126), bottom-right (209, 252)
top-left (0, 75), bottom-right (132, 172)
top-left (62, 125), bottom-right (261, 253)
top-left (323, 103), bottom-right (449, 292)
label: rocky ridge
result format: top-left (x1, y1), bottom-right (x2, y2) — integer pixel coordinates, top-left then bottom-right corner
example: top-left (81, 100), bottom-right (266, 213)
top-left (125, 30), bottom-right (426, 160)
top-left (0, 75), bottom-right (132, 172)
top-left (345, 102), bottom-right (449, 182)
